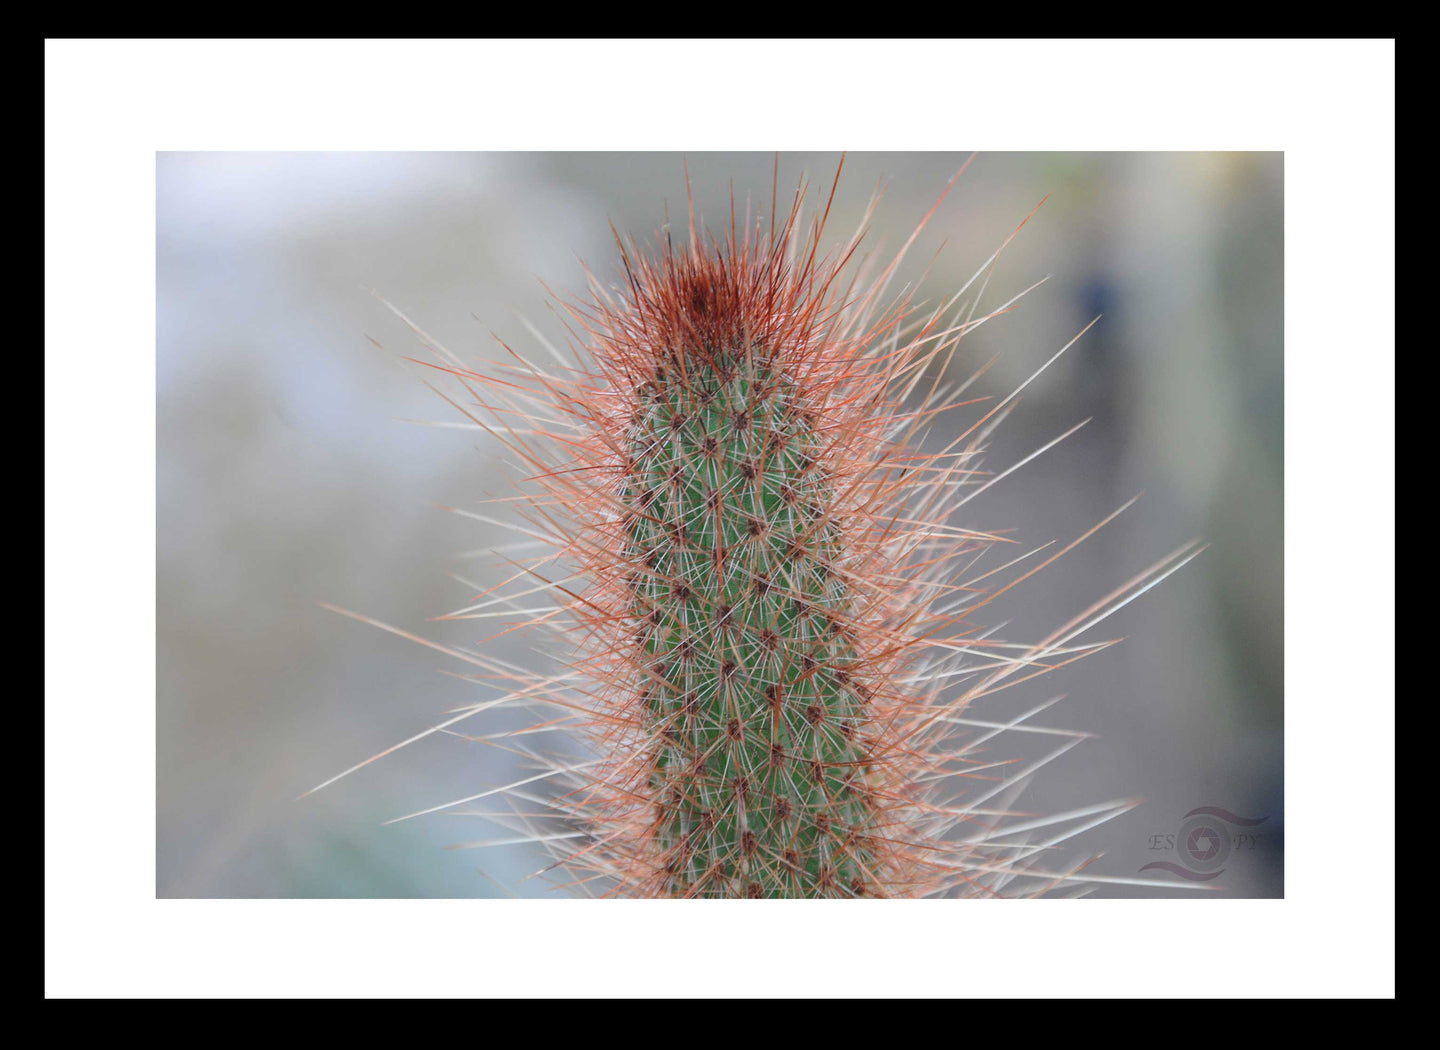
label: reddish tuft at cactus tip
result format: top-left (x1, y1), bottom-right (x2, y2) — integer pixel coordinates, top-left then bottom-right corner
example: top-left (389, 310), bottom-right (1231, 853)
top-left (313, 157), bottom-right (1204, 898)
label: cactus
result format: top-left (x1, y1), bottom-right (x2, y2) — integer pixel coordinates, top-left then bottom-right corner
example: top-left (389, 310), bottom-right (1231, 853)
top-left (613, 268), bottom-right (894, 897)
top-left (313, 158), bottom-right (1201, 898)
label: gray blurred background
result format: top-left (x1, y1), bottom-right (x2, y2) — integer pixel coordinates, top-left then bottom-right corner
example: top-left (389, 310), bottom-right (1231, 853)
top-left (157, 152), bottom-right (1283, 898)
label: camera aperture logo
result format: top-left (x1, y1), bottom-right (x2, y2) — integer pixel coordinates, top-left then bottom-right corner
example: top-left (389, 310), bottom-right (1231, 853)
top-left (1140, 806), bottom-right (1268, 881)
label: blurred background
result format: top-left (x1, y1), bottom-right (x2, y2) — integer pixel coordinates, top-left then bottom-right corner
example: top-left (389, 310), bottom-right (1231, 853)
top-left (157, 152), bottom-right (1283, 898)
